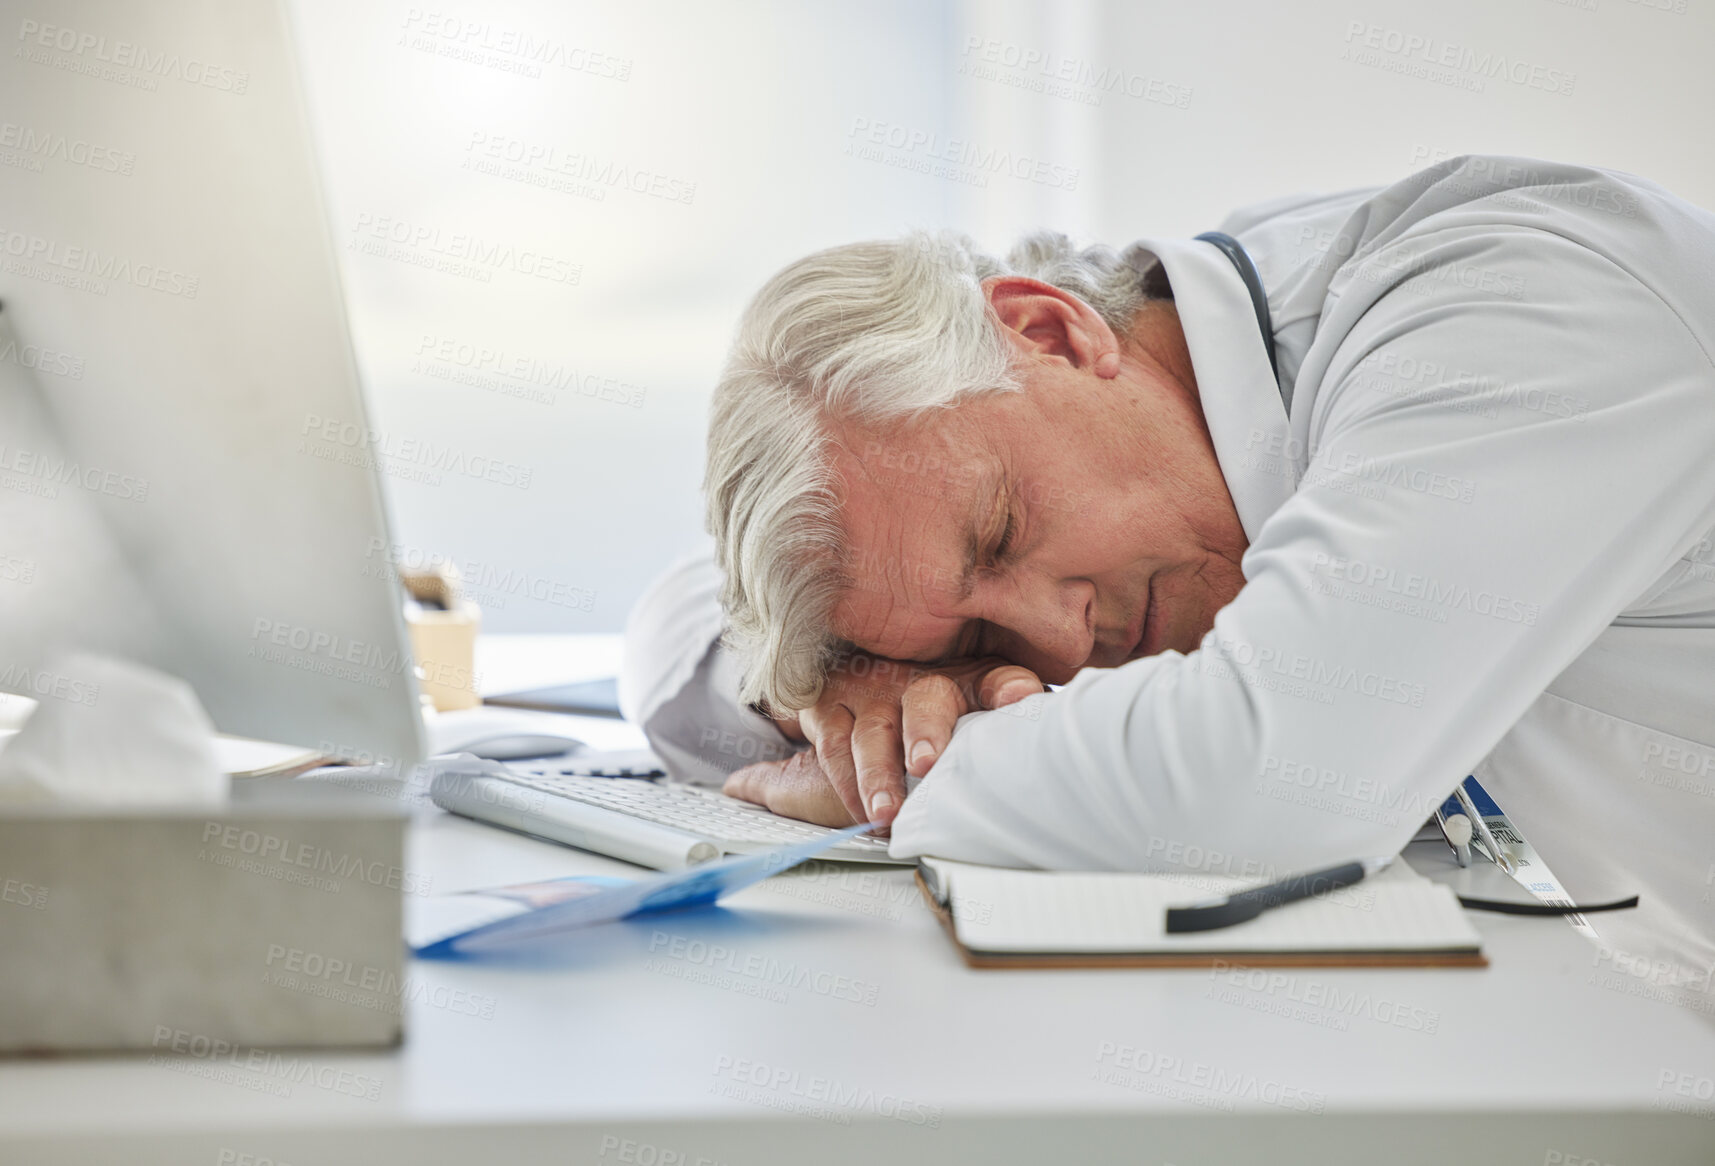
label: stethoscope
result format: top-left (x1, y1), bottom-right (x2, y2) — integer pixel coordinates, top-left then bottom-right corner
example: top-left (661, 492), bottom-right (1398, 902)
top-left (1195, 230), bottom-right (1283, 409)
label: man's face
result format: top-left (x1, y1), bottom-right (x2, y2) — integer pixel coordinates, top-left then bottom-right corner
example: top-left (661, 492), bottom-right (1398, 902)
top-left (826, 303), bottom-right (1249, 684)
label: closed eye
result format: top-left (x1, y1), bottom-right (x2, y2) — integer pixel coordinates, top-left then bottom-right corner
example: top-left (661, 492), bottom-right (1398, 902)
top-left (994, 497), bottom-right (1015, 565)
top-left (995, 509), bottom-right (1018, 560)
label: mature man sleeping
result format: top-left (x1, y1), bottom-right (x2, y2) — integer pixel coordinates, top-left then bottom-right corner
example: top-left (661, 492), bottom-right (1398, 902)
top-left (621, 154), bottom-right (1715, 994)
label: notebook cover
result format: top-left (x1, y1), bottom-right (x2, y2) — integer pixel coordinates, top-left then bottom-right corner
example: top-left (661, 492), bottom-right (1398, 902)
top-left (913, 870), bottom-right (1488, 970)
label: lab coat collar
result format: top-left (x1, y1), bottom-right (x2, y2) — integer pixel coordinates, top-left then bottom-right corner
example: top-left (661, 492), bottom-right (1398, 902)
top-left (1130, 237), bottom-right (1295, 542)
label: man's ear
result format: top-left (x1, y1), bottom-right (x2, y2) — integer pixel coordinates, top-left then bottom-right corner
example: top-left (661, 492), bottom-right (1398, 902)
top-left (983, 276), bottom-right (1121, 378)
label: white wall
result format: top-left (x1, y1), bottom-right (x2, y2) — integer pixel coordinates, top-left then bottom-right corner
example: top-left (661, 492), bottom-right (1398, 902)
top-left (289, 0), bottom-right (1715, 634)
top-left (1088, 0), bottom-right (1715, 239)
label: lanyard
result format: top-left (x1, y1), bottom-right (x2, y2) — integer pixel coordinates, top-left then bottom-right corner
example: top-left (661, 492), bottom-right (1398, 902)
top-left (1195, 230), bottom-right (1284, 409)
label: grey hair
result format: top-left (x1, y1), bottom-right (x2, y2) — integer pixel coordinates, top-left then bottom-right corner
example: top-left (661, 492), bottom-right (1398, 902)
top-left (705, 230), bottom-right (1170, 712)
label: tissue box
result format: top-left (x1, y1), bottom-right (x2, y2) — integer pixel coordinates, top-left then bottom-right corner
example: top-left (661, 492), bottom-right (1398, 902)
top-left (0, 780), bottom-right (408, 1054)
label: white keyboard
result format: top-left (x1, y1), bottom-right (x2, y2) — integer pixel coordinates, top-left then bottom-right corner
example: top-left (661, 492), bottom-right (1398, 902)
top-left (430, 761), bottom-right (904, 871)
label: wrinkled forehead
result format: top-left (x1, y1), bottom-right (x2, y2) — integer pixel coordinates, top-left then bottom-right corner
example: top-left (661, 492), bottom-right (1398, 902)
top-left (822, 412), bottom-right (999, 657)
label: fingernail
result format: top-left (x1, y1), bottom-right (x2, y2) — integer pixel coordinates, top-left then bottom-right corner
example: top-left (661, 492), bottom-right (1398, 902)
top-left (869, 791), bottom-right (895, 815)
top-left (909, 740), bottom-right (934, 767)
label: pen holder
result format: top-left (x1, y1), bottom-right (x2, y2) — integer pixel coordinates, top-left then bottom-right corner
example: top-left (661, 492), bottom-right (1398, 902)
top-left (399, 565), bottom-right (481, 712)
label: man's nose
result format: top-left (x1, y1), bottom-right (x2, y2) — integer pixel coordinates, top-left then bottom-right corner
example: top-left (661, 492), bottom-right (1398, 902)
top-left (995, 575), bottom-right (1095, 674)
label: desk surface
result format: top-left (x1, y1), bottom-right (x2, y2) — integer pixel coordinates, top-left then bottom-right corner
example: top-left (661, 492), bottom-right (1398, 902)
top-left (4, 635), bottom-right (1714, 1166)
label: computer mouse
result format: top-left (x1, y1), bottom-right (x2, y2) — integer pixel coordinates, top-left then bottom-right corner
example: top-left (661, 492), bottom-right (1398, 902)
top-left (459, 733), bottom-right (587, 762)
top-left (427, 706), bottom-right (594, 758)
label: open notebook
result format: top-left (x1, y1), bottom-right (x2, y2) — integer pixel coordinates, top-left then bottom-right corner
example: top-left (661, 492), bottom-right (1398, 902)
top-left (917, 857), bottom-right (1486, 969)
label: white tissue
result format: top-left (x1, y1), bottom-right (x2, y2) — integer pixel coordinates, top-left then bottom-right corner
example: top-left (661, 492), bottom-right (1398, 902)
top-left (0, 651), bottom-right (227, 807)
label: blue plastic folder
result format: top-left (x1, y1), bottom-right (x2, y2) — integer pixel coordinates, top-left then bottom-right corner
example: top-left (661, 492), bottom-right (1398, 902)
top-left (414, 823), bottom-right (875, 959)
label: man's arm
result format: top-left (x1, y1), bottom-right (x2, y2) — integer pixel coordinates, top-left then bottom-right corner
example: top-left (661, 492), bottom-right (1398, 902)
top-left (890, 224), bottom-right (1715, 872)
top-left (622, 553), bottom-right (1046, 814)
top-left (619, 552), bottom-right (795, 785)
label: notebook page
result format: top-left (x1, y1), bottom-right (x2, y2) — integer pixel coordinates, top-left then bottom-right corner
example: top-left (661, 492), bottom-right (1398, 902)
top-left (928, 859), bottom-right (1481, 954)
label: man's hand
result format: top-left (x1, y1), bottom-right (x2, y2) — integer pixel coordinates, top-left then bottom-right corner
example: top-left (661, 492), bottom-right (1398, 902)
top-left (722, 749), bottom-right (859, 828)
top-left (724, 653), bottom-right (1044, 828)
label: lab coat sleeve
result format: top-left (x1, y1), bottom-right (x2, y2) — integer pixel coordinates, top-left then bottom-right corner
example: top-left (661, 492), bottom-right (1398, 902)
top-left (1214, 185), bottom-right (1380, 238)
top-left (618, 551), bottom-right (795, 786)
top-left (889, 224), bottom-right (1715, 872)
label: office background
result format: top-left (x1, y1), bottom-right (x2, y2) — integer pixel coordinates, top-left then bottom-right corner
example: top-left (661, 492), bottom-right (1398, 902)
top-left (290, 0), bottom-right (1715, 634)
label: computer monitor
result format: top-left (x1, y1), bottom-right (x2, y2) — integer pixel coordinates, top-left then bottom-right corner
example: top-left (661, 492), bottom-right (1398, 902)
top-left (0, 0), bottom-right (426, 765)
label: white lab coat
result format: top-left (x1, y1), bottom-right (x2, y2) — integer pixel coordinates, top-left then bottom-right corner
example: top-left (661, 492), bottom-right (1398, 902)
top-left (624, 155), bottom-right (1715, 998)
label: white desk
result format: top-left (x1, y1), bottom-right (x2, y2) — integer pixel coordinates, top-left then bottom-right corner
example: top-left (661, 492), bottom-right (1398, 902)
top-left (3, 635), bottom-right (1714, 1165)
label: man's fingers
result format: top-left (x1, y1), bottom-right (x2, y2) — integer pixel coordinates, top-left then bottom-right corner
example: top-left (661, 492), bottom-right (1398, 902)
top-left (901, 672), bottom-right (967, 777)
top-left (768, 655), bottom-right (1044, 814)
top-left (724, 753), bottom-right (857, 827)
top-left (978, 664), bottom-right (1045, 708)
top-left (798, 704), bottom-right (865, 823)
top-left (850, 708), bottom-right (905, 826)
top-left (723, 760), bottom-right (782, 806)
